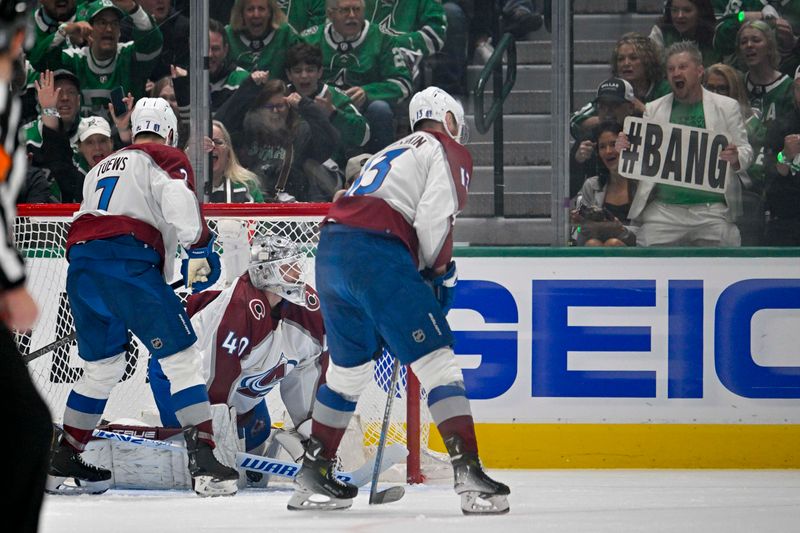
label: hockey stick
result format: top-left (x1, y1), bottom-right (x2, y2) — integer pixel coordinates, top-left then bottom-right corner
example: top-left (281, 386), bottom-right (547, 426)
top-left (22, 278), bottom-right (188, 365)
top-left (238, 443), bottom-right (407, 487)
top-left (90, 428), bottom-right (407, 487)
top-left (22, 331), bottom-right (77, 364)
top-left (368, 357), bottom-right (405, 505)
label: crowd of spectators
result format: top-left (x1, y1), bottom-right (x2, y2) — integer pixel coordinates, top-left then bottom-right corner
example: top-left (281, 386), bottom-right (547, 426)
top-left (19, 0), bottom-right (533, 208)
top-left (570, 0), bottom-right (800, 247)
top-left (13, 1), bottom-right (800, 247)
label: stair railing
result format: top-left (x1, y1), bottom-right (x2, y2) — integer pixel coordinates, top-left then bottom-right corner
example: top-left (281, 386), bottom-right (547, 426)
top-left (473, 32), bottom-right (517, 217)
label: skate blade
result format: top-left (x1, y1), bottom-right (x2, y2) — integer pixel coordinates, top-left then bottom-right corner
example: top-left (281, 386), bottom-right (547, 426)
top-left (45, 475), bottom-right (111, 495)
top-left (287, 487), bottom-right (353, 511)
top-left (460, 492), bottom-right (510, 515)
top-left (192, 476), bottom-right (238, 497)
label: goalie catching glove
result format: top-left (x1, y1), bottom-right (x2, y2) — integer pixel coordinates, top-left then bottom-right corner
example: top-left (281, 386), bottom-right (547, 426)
top-left (423, 260), bottom-right (458, 313)
top-left (181, 234), bottom-right (221, 293)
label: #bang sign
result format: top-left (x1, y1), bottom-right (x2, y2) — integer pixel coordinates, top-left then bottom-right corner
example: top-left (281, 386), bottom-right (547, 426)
top-left (618, 116), bottom-right (732, 193)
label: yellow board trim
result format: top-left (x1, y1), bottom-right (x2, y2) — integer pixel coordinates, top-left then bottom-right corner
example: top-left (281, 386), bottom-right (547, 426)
top-left (425, 424), bottom-right (800, 468)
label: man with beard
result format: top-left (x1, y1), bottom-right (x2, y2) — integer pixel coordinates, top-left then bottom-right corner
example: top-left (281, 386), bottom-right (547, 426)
top-left (216, 77), bottom-right (340, 202)
top-left (621, 41), bottom-right (753, 246)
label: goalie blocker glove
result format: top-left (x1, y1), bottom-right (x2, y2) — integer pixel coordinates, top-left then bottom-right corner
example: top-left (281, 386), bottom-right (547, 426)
top-left (423, 260), bottom-right (458, 313)
top-left (182, 234), bottom-right (222, 293)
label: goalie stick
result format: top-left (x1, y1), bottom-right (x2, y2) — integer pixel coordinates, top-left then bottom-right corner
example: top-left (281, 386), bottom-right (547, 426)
top-left (22, 278), bottom-right (187, 365)
top-left (369, 357), bottom-right (406, 505)
top-left (91, 428), bottom-right (407, 487)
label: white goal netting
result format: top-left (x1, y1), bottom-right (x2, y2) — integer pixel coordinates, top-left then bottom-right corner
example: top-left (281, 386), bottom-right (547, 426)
top-left (14, 204), bottom-right (448, 482)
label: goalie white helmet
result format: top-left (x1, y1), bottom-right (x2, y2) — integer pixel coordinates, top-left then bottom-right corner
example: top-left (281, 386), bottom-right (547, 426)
top-left (131, 97), bottom-right (178, 147)
top-left (408, 86), bottom-right (468, 144)
top-left (248, 236), bottom-right (309, 307)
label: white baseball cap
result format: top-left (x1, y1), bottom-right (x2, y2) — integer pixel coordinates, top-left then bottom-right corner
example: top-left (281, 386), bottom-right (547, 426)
top-left (77, 116), bottom-right (112, 142)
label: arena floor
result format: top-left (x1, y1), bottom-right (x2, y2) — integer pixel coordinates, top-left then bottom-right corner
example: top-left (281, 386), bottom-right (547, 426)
top-left (39, 469), bottom-right (800, 532)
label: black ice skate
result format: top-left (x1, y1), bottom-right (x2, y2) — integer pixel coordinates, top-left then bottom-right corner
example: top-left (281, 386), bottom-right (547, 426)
top-left (288, 436), bottom-right (358, 511)
top-left (445, 436), bottom-right (510, 515)
top-left (46, 438), bottom-right (112, 495)
top-left (184, 426), bottom-right (239, 497)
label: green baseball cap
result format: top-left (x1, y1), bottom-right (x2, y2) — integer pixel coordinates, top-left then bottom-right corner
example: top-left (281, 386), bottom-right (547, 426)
top-left (78, 0), bottom-right (125, 23)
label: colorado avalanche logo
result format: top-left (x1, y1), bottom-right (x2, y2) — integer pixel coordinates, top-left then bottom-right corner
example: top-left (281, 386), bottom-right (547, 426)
top-left (304, 285), bottom-right (320, 312)
top-left (249, 299), bottom-right (266, 320)
top-left (237, 355), bottom-right (297, 398)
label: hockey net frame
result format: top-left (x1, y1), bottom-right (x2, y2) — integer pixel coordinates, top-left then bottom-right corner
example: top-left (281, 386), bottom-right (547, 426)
top-left (14, 203), bottom-right (447, 484)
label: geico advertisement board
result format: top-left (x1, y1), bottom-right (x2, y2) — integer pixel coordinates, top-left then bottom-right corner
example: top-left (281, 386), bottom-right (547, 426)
top-left (448, 256), bottom-right (800, 424)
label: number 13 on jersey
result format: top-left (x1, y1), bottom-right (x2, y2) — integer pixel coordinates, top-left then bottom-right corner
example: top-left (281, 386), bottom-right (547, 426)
top-left (346, 147), bottom-right (409, 196)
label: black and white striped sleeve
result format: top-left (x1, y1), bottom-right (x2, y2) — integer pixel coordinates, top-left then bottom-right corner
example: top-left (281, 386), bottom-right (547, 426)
top-left (0, 83), bottom-right (28, 291)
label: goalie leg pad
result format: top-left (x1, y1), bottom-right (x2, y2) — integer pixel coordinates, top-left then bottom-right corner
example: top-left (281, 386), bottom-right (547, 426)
top-left (82, 405), bottom-right (242, 491)
top-left (157, 346), bottom-right (212, 427)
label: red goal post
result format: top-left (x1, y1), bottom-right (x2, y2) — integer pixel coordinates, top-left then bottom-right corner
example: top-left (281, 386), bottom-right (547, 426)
top-left (14, 203), bottom-right (445, 483)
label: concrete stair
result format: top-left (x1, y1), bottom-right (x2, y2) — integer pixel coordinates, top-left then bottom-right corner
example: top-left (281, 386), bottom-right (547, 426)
top-left (457, 1), bottom-right (664, 245)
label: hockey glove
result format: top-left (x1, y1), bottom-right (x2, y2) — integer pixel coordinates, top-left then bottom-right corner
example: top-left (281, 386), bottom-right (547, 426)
top-left (181, 234), bottom-right (221, 293)
top-left (424, 260), bottom-right (458, 314)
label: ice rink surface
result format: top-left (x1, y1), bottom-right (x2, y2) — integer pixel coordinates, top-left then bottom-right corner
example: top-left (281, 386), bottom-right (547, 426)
top-left (40, 469), bottom-right (800, 533)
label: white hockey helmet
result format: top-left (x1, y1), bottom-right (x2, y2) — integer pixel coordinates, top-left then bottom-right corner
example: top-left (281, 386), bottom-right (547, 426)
top-left (408, 86), bottom-right (468, 144)
top-left (131, 97), bottom-right (178, 147)
top-left (248, 235), bottom-right (310, 307)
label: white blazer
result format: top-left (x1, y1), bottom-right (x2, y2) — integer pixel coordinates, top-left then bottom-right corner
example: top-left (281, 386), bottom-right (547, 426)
top-left (627, 88), bottom-right (754, 222)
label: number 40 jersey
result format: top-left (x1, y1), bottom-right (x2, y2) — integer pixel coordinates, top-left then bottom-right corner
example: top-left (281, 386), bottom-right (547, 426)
top-left (325, 129), bottom-right (472, 271)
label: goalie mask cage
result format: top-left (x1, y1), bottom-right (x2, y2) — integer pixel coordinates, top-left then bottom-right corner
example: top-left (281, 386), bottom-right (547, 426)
top-left (14, 203), bottom-right (448, 484)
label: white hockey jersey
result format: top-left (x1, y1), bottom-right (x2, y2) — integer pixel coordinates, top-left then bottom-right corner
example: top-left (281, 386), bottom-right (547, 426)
top-left (326, 129), bottom-right (471, 270)
top-left (186, 273), bottom-right (326, 425)
top-left (66, 143), bottom-right (209, 279)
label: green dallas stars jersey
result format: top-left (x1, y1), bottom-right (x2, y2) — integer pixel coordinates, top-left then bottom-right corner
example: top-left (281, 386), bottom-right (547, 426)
top-left (301, 20), bottom-right (412, 104)
top-left (276, 0), bottom-right (326, 33)
top-left (714, 0), bottom-right (800, 57)
top-left (27, 1), bottom-right (90, 67)
top-left (210, 66), bottom-right (250, 112)
top-left (22, 118), bottom-right (90, 202)
top-left (225, 23), bottom-right (300, 75)
top-left (744, 72), bottom-right (794, 187)
top-left (365, 0), bottom-right (446, 57)
top-left (326, 83), bottom-right (369, 149)
top-left (31, 9), bottom-right (162, 118)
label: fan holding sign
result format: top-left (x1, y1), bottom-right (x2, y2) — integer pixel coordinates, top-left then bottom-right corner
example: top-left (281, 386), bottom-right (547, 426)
top-left (616, 42), bottom-right (753, 247)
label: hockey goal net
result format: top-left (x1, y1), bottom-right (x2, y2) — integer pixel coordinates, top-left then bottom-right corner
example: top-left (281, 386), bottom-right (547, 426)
top-left (14, 203), bottom-right (448, 483)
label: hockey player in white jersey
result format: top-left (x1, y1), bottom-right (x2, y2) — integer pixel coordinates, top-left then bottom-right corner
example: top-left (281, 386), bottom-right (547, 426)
top-left (148, 235), bottom-right (327, 462)
top-left (46, 97), bottom-right (239, 497)
top-left (289, 87), bottom-right (510, 514)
